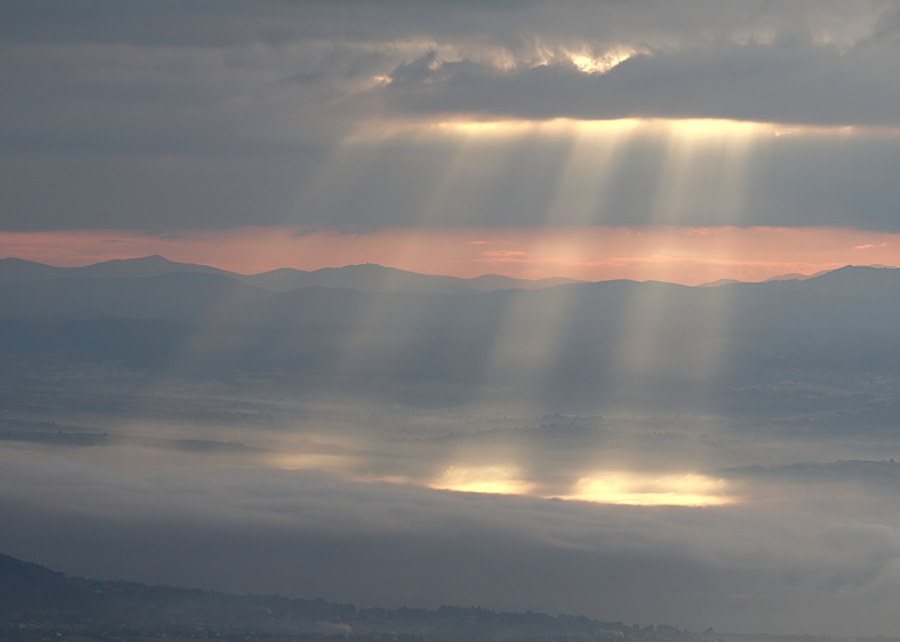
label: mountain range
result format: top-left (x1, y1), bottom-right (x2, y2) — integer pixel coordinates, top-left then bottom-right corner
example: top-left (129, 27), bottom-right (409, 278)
top-left (0, 552), bottom-right (642, 641)
top-left (0, 255), bottom-right (585, 294)
top-left (1, 256), bottom-right (898, 329)
top-left (2, 256), bottom-right (900, 413)
top-left (2, 255), bottom-right (883, 295)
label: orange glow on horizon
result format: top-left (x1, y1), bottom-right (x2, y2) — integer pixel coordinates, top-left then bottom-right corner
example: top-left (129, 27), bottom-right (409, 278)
top-left (1, 226), bottom-right (899, 286)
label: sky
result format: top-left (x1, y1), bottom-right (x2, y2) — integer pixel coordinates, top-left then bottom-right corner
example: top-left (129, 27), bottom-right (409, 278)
top-left (3, 0), bottom-right (900, 282)
top-left (7, 2), bottom-right (900, 638)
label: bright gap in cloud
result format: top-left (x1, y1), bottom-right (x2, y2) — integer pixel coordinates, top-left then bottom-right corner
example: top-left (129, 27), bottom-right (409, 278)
top-left (359, 117), bottom-right (780, 141)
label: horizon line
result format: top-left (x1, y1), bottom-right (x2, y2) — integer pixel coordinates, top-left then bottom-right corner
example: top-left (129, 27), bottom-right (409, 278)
top-left (3, 253), bottom-right (887, 288)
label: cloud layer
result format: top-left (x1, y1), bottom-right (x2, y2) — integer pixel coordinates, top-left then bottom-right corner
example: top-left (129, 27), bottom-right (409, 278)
top-left (2, 1), bottom-right (900, 233)
top-left (4, 415), bottom-right (900, 636)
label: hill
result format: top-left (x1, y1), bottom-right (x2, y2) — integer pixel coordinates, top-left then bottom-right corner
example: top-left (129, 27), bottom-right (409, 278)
top-left (0, 552), bottom-right (646, 641)
top-left (3, 262), bottom-right (900, 415)
top-left (0, 256), bottom-right (585, 294)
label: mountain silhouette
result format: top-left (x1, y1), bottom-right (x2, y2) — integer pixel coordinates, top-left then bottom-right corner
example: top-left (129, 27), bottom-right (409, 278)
top-left (0, 256), bottom-right (585, 294)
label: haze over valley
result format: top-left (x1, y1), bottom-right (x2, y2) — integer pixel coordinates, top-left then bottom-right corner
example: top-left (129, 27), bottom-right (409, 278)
top-left (4, 1), bottom-right (900, 638)
top-left (4, 257), bottom-right (900, 636)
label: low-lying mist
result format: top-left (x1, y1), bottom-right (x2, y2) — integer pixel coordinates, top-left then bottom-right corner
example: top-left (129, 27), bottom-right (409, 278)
top-left (3, 369), bottom-right (900, 636)
top-left (3, 264), bottom-right (900, 635)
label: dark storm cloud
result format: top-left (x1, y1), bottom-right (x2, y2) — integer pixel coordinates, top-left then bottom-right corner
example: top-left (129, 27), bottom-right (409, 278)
top-left (1, 1), bottom-right (893, 154)
top-left (0, 0), bottom-right (541, 48)
top-left (1, 0), bottom-right (898, 232)
top-left (0, 151), bottom-right (328, 232)
top-left (383, 35), bottom-right (900, 126)
top-left (0, 1), bottom-right (883, 52)
top-left (0, 38), bottom-right (388, 152)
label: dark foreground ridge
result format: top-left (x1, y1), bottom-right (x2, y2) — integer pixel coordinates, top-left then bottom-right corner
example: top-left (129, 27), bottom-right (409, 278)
top-left (0, 553), bottom-right (648, 641)
top-left (0, 553), bottom-right (896, 642)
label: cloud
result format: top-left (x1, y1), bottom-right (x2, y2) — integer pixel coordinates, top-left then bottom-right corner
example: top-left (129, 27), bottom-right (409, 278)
top-left (4, 329), bottom-right (900, 634)
top-left (0, 1), bottom-right (899, 233)
top-left (4, 438), bottom-right (900, 635)
top-left (382, 36), bottom-right (900, 126)
top-left (5, 4), bottom-right (900, 635)
top-left (0, 2), bottom-right (895, 157)
top-left (481, 250), bottom-right (528, 258)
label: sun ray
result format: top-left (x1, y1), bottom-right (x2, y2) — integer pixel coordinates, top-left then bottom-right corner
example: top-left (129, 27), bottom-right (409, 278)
top-left (609, 120), bottom-right (766, 409)
top-left (335, 120), bottom-right (570, 381)
top-left (328, 127), bottom-right (479, 376)
top-left (478, 121), bottom-right (640, 406)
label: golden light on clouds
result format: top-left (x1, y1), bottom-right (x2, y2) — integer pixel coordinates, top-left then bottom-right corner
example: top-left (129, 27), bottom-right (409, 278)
top-left (366, 117), bottom-right (769, 141)
top-left (362, 116), bottom-right (899, 143)
top-left (565, 46), bottom-right (646, 74)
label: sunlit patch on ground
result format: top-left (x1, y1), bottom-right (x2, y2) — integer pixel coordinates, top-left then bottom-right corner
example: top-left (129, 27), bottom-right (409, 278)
top-left (427, 461), bottom-right (732, 506)
top-left (558, 473), bottom-right (733, 506)
top-left (431, 465), bottom-right (535, 496)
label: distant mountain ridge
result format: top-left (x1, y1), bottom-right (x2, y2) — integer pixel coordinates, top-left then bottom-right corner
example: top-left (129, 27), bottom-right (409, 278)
top-left (2, 260), bottom-right (900, 331)
top-left (763, 269), bottom-right (832, 282)
top-left (6, 256), bottom-right (894, 294)
top-left (2, 262), bottom-right (900, 414)
top-left (698, 268), bottom-right (839, 287)
top-left (0, 255), bottom-right (232, 281)
top-left (0, 256), bottom-right (586, 294)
